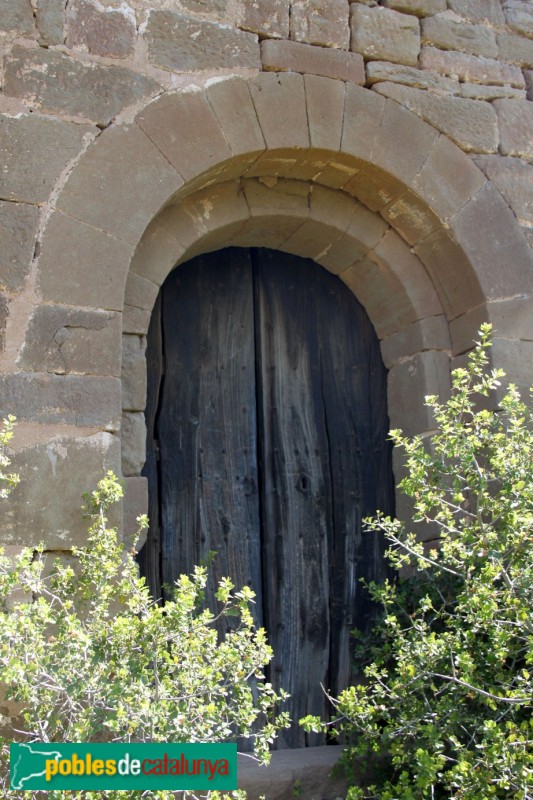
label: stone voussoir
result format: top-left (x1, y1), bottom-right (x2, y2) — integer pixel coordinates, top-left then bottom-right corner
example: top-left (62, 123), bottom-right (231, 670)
top-left (304, 74), bottom-right (346, 151)
top-left (248, 72), bottom-right (310, 151)
top-left (350, 4), bottom-right (421, 67)
top-left (261, 39), bottom-right (364, 83)
top-left (472, 154), bottom-right (533, 227)
top-left (121, 334), bottom-right (147, 412)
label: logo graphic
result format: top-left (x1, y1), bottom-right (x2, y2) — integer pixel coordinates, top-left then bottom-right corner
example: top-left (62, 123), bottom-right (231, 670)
top-left (10, 743), bottom-right (237, 791)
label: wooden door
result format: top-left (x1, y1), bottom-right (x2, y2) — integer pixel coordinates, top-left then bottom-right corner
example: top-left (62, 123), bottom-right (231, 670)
top-left (140, 247), bottom-right (394, 748)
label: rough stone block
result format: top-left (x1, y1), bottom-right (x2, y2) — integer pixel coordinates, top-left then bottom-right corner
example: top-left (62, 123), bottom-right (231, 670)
top-left (494, 99), bottom-right (533, 160)
top-left (1, 433), bottom-right (121, 548)
top-left (144, 11), bottom-right (260, 72)
top-left (413, 134), bottom-right (486, 221)
top-left (350, 5), bottom-right (420, 66)
top-left (0, 202), bottom-right (39, 293)
top-left (419, 46), bottom-right (525, 88)
top-left (122, 477), bottom-right (149, 552)
top-left (37, 211), bottom-right (134, 311)
top-left (121, 412), bottom-right (146, 477)
top-left (447, 0), bottom-right (504, 24)
top-left (498, 33), bottom-right (533, 67)
top-left (421, 15), bottom-right (497, 58)
top-left (374, 82), bottom-right (498, 154)
top-left (57, 124), bottom-right (182, 246)
top-left (0, 0), bottom-right (34, 35)
top-left (0, 113), bottom-right (94, 205)
top-left (290, 0), bottom-right (350, 49)
top-left (3, 47), bottom-right (159, 127)
top-left (473, 155), bottom-right (533, 227)
top-left (66, 0), bottom-right (136, 59)
top-left (239, 0), bottom-right (289, 39)
top-left (121, 335), bottom-right (147, 412)
top-left (304, 74), bottom-right (345, 151)
top-left (341, 83), bottom-right (386, 165)
top-left (381, 315), bottom-right (451, 368)
top-left (0, 374), bottom-right (121, 430)
top-left (366, 61), bottom-right (458, 93)
top-left (248, 72), bottom-right (310, 150)
top-left (381, 0), bottom-right (445, 15)
top-left (206, 78), bottom-right (266, 159)
top-left (179, 0), bottom-right (228, 16)
top-left (459, 84), bottom-right (525, 100)
top-left (388, 351), bottom-right (451, 435)
top-left (19, 305), bottom-right (121, 377)
top-left (503, 0), bottom-right (533, 38)
top-left (35, 0), bottom-right (65, 44)
top-left (261, 39), bottom-right (364, 83)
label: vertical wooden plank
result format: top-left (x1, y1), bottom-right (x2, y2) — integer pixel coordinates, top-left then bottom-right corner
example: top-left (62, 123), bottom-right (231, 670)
top-left (157, 249), bottom-right (263, 627)
top-left (254, 249), bottom-right (331, 747)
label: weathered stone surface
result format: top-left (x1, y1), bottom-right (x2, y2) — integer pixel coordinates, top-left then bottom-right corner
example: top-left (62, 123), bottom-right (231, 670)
top-left (239, 0), bottom-right (289, 39)
top-left (290, 0), bottom-right (350, 49)
top-left (373, 97), bottom-right (439, 184)
top-left (366, 60), bottom-right (458, 93)
top-left (123, 305), bottom-right (151, 336)
top-left (305, 74), bottom-right (345, 150)
top-left (121, 412), bottom-right (146, 476)
top-left (0, 0), bottom-right (34, 35)
top-left (0, 374), bottom-right (121, 429)
top-left (19, 305), bottom-right (121, 377)
top-left (374, 82), bottom-right (498, 154)
top-left (3, 47), bottom-right (159, 126)
top-left (382, 190), bottom-right (441, 245)
top-left (0, 113), bottom-right (93, 205)
top-left (524, 70), bottom-right (533, 99)
top-left (388, 351), bottom-right (451, 435)
top-left (460, 83), bottom-right (525, 100)
top-left (66, 0), bottom-right (136, 58)
top-left (0, 201), bottom-right (39, 293)
top-left (490, 339), bottom-right (533, 401)
top-left (1, 433), bottom-right (120, 548)
top-left (494, 99), bottom-right (533, 160)
top-left (341, 83), bottom-right (386, 164)
top-left (249, 72), bottom-right (309, 150)
top-left (144, 11), bottom-right (260, 72)
top-left (121, 335), bottom-right (147, 412)
top-left (37, 211), bottom-right (133, 311)
top-left (239, 746), bottom-right (348, 800)
top-left (498, 33), bottom-right (533, 67)
top-left (381, 315), bottom-right (451, 368)
top-left (57, 124), bottom-right (182, 246)
top-left (447, 0), bottom-right (504, 24)
top-left (503, 0), bottom-right (533, 39)
top-left (0, 294), bottom-right (7, 352)
top-left (124, 272), bottom-right (159, 314)
top-left (450, 297), bottom-right (533, 355)
top-left (206, 77), bottom-right (265, 160)
top-left (261, 39), bottom-right (364, 83)
top-left (421, 15), bottom-right (497, 58)
top-left (350, 5), bottom-right (420, 66)
top-left (123, 477), bottom-right (148, 551)
top-left (179, 0), bottom-right (228, 16)
top-left (420, 46), bottom-right (525, 88)
top-left (35, 0), bottom-right (65, 45)
top-left (381, 0), bottom-right (445, 16)
top-left (473, 155), bottom-right (533, 227)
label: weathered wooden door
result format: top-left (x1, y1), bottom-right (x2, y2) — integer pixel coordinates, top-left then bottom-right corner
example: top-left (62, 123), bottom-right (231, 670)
top-left (140, 247), bottom-right (394, 747)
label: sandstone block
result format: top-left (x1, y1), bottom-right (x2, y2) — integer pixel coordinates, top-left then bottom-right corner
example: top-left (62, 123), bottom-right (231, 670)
top-left (0, 201), bottom-right (39, 293)
top-left (37, 212), bottom-right (133, 311)
top-left (121, 335), bottom-right (147, 412)
top-left (490, 339), bottom-right (533, 402)
top-left (261, 39), bottom-right (364, 83)
top-left (382, 190), bottom-right (441, 245)
top-left (290, 0), bottom-right (350, 49)
top-left (494, 99), bottom-right (533, 160)
top-left (459, 83), bottom-right (525, 100)
top-left (344, 164), bottom-right (405, 212)
top-left (421, 15), bottom-right (497, 58)
top-left (381, 315), bottom-right (450, 368)
top-left (503, 0), bottom-right (533, 39)
top-left (0, 374), bottom-right (121, 430)
top-left (179, 0), bottom-right (228, 16)
top-left (498, 33), bottom-right (533, 67)
top-left (0, 113), bottom-right (93, 205)
top-left (0, 0), bottom-right (34, 35)
top-left (524, 70), bottom-right (533, 99)
top-left (123, 306), bottom-right (151, 336)
top-left (372, 97), bottom-right (439, 184)
top-left (366, 61), bottom-right (458, 93)
top-left (341, 83), bottom-right (386, 165)
top-left (374, 82), bottom-right (498, 153)
top-left (305, 74), bottom-right (346, 150)
top-left (0, 294), bottom-right (7, 352)
top-left (388, 351), bottom-right (451, 435)
top-left (122, 477), bottom-right (149, 552)
top-left (450, 297), bottom-right (533, 355)
top-left (350, 5), bottom-right (420, 66)
top-left (144, 11), bottom-right (260, 72)
top-left (57, 125), bottom-right (181, 246)
top-left (19, 305), bottom-right (121, 377)
top-left (1, 433), bottom-right (121, 548)
top-left (447, 0), bottom-right (504, 24)
top-left (206, 78), bottom-right (265, 159)
top-left (381, 0), bottom-right (445, 15)
top-left (66, 0), bottom-right (136, 59)
top-left (239, 0), bottom-right (289, 39)
top-left (124, 272), bottom-right (160, 314)
top-left (4, 47), bottom-right (159, 126)
top-left (249, 72), bottom-right (310, 150)
top-left (472, 155), bottom-right (533, 227)
top-left (121, 412), bottom-right (146, 477)
top-left (35, 0), bottom-right (65, 44)
top-left (420, 46), bottom-right (525, 88)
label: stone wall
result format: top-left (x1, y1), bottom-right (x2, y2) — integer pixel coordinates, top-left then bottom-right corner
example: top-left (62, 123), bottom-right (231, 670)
top-left (0, 0), bottom-right (532, 561)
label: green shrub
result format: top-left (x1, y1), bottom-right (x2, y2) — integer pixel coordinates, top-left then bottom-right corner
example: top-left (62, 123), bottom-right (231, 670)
top-left (302, 325), bottom-right (532, 799)
top-left (0, 459), bottom-right (289, 799)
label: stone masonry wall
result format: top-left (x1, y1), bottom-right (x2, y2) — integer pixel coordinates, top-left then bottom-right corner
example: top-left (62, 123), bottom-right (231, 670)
top-left (1, 0), bottom-right (532, 565)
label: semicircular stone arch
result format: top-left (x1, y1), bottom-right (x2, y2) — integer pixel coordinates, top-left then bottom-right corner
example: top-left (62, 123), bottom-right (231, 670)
top-left (30, 71), bottom-right (533, 539)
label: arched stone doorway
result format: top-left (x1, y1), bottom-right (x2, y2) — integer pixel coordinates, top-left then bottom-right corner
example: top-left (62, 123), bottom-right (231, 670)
top-left (140, 246), bottom-right (394, 747)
